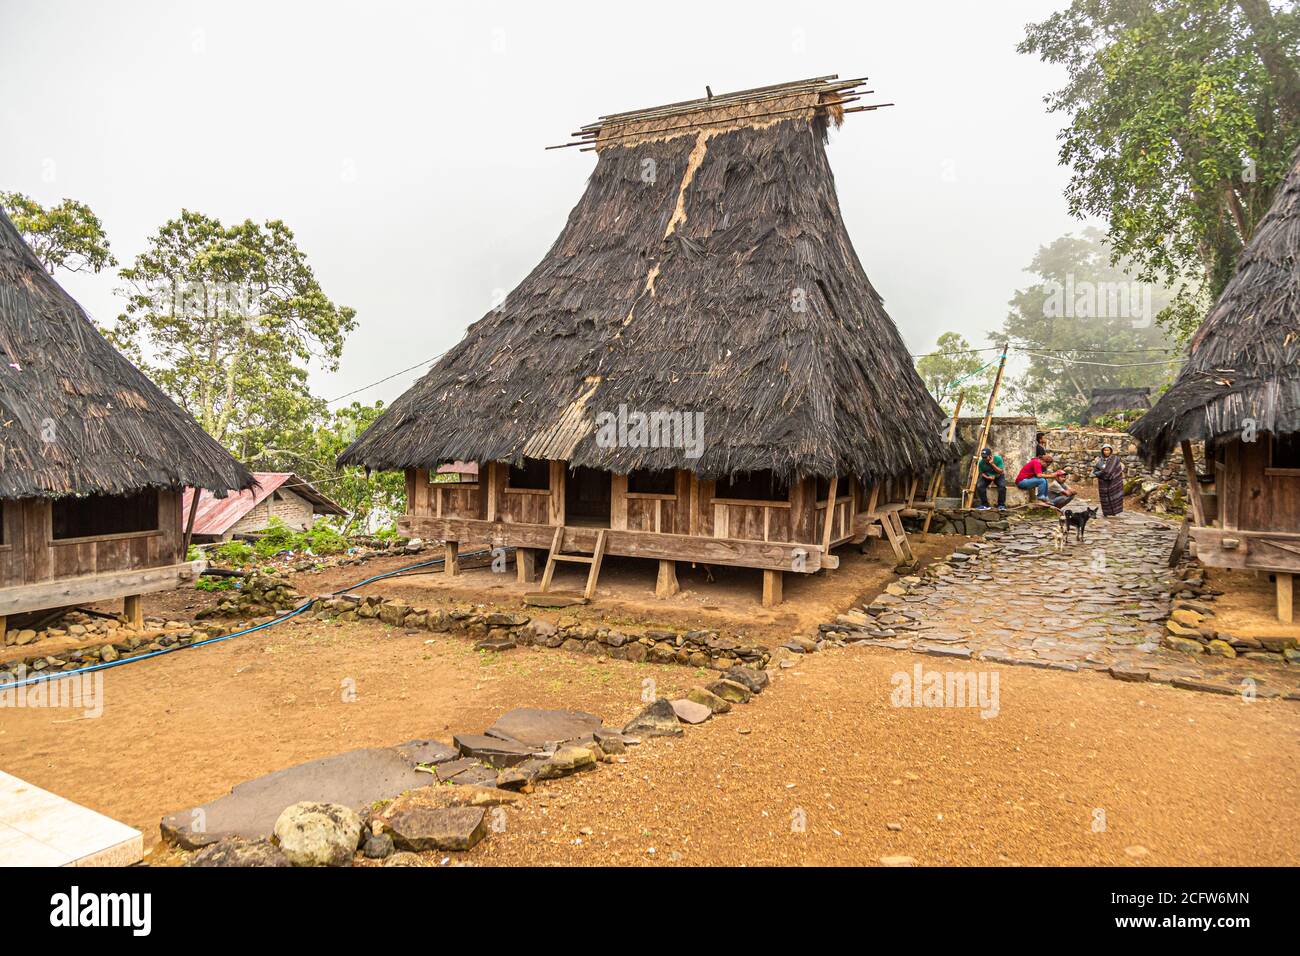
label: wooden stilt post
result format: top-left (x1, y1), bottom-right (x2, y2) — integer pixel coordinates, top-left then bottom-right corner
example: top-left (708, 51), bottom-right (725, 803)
top-left (123, 594), bottom-right (144, 630)
top-left (0, 615), bottom-right (6, 645)
top-left (444, 540), bottom-right (460, 577)
top-left (516, 548), bottom-right (538, 584)
top-left (962, 351), bottom-right (1007, 509)
top-left (656, 559), bottom-right (679, 599)
top-left (182, 486), bottom-right (202, 560)
top-left (762, 569), bottom-right (783, 607)
top-left (1278, 572), bottom-right (1294, 625)
top-left (1180, 440), bottom-right (1206, 527)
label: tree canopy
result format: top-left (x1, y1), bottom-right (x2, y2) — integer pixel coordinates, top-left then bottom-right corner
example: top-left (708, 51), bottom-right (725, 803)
top-left (113, 210), bottom-right (356, 452)
top-left (0, 191), bottom-right (115, 275)
top-left (1000, 228), bottom-right (1179, 422)
top-left (1021, 0), bottom-right (1300, 338)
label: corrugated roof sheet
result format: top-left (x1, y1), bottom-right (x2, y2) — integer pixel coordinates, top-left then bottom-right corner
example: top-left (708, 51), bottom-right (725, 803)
top-left (182, 472), bottom-right (346, 537)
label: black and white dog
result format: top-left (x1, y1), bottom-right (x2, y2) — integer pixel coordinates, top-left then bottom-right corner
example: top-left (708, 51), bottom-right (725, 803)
top-left (1060, 506), bottom-right (1099, 543)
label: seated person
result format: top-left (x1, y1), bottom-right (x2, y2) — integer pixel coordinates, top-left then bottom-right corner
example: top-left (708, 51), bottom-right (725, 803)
top-left (974, 447), bottom-right (1006, 510)
top-left (1047, 470), bottom-right (1077, 509)
top-left (1014, 453), bottom-right (1054, 501)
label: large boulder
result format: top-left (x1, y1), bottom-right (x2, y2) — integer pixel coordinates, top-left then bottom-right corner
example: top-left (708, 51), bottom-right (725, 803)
top-left (622, 699), bottom-right (682, 737)
top-left (272, 802), bottom-right (364, 867)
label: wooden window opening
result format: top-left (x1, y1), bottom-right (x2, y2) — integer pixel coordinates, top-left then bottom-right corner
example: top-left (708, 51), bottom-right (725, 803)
top-left (52, 489), bottom-right (160, 542)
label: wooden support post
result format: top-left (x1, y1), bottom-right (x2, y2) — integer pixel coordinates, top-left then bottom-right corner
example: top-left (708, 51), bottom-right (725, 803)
top-left (820, 476), bottom-right (839, 555)
top-left (1180, 440), bottom-right (1206, 527)
top-left (1278, 572), bottom-right (1294, 625)
top-left (516, 548), bottom-right (538, 584)
top-left (656, 559), bottom-right (679, 599)
top-left (123, 594), bottom-right (144, 630)
top-left (762, 568), bottom-right (783, 607)
top-left (182, 487), bottom-right (201, 560)
top-left (444, 540), bottom-right (460, 577)
top-left (0, 615), bottom-right (6, 646)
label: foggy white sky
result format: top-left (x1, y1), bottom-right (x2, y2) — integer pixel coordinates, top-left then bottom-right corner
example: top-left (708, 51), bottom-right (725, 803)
top-left (1, 0), bottom-right (1082, 408)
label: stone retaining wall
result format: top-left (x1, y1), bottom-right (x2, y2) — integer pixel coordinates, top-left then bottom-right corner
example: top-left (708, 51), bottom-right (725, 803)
top-left (311, 594), bottom-right (772, 670)
top-left (1043, 427), bottom-right (1203, 489)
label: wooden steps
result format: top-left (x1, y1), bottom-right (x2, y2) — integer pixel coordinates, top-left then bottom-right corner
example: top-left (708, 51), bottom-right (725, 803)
top-left (540, 526), bottom-right (607, 600)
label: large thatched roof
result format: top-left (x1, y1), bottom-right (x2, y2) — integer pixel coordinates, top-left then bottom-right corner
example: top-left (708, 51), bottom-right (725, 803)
top-left (0, 208), bottom-right (253, 498)
top-left (1132, 145), bottom-right (1300, 463)
top-left (341, 76), bottom-right (948, 483)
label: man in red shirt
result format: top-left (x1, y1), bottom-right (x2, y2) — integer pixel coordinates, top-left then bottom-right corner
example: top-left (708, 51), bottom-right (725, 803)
top-left (1014, 453), bottom-right (1054, 502)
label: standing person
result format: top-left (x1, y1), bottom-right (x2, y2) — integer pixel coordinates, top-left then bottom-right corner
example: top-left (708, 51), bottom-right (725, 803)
top-left (1093, 442), bottom-right (1125, 516)
top-left (1015, 452), bottom-right (1054, 501)
top-left (974, 447), bottom-right (1006, 510)
top-left (1034, 431), bottom-right (1049, 459)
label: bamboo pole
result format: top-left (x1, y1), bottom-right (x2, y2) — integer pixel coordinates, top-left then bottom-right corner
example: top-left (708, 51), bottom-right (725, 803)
top-left (962, 351), bottom-right (1008, 509)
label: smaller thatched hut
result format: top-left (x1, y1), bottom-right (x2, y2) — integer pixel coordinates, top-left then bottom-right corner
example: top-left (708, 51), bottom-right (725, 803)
top-left (0, 209), bottom-right (252, 638)
top-left (1131, 146), bottom-right (1300, 622)
top-left (1084, 387), bottom-right (1151, 424)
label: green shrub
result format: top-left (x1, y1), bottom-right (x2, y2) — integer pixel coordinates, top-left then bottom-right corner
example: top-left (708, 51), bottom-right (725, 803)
top-left (195, 576), bottom-right (236, 592)
top-left (213, 539), bottom-right (254, 567)
top-left (304, 522), bottom-right (347, 555)
top-left (253, 517), bottom-right (302, 557)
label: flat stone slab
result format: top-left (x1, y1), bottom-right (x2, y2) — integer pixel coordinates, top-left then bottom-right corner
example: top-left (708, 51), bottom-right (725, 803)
top-left (0, 771), bottom-right (142, 866)
top-left (670, 699), bottom-right (712, 724)
top-left (452, 733), bottom-right (537, 768)
top-left (160, 746), bottom-right (434, 849)
top-left (485, 708), bottom-right (603, 748)
top-left (379, 802), bottom-right (489, 852)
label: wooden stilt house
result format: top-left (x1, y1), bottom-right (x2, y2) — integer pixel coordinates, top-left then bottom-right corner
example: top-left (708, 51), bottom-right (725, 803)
top-left (0, 209), bottom-right (253, 638)
top-left (1131, 145), bottom-right (1300, 622)
top-left (341, 76), bottom-right (949, 605)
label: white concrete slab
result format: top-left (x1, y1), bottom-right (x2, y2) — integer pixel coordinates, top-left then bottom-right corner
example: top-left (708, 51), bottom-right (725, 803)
top-left (0, 771), bottom-right (141, 866)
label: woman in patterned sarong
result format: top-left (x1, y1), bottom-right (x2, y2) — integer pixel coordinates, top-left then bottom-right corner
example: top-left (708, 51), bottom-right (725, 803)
top-left (1092, 442), bottom-right (1125, 516)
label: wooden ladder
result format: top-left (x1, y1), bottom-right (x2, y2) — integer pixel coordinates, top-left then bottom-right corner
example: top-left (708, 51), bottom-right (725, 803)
top-left (539, 526), bottom-right (608, 600)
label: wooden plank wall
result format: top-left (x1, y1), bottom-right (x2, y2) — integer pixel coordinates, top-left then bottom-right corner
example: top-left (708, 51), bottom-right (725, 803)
top-left (408, 462), bottom-right (893, 549)
top-left (1236, 439), bottom-right (1300, 533)
top-left (0, 491), bottom-right (183, 589)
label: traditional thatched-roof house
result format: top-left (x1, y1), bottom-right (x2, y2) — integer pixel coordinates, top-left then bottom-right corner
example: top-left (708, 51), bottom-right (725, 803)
top-left (1131, 145), bottom-right (1300, 622)
top-left (1084, 386), bottom-right (1151, 424)
top-left (0, 208), bottom-right (252, 637)
top-left (341, 76), bottom-right (949, 605)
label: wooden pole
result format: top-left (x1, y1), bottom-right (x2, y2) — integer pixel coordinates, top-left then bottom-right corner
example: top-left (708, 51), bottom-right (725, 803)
top-left (1278, 572), bottom-right (1294, 625)
top-left (181, 487), bottom-right (202, 560)
top-left (962, 351), bottom-right (1008, 509)
top-left (1180, 440), bottom-right (1206, 527)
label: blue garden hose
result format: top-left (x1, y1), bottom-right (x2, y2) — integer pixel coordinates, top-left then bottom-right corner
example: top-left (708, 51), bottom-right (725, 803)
top-left (0, 548), bottom-right (499, 692)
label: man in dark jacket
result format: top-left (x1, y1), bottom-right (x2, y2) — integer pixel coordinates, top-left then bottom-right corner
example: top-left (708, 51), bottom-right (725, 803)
top-left (974, 447), bottom-right (1006, 510)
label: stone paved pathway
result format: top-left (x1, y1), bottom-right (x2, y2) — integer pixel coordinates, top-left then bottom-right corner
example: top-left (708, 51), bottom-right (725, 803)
top-left (827, 509), bottom-right (1300, 699)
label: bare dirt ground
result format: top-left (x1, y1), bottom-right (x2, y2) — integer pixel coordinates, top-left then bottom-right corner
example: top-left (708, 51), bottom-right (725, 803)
top-left (5, 526), bottom-right (1297, 867)
top-left (472, 647), bottom-right (1300, 867)
top-left (1206, 566), bottom-right (1300, 640)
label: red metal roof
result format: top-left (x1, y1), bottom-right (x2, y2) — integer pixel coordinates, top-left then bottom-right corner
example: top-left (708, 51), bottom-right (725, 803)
top-left (182, 472), bottom-right (346, 537)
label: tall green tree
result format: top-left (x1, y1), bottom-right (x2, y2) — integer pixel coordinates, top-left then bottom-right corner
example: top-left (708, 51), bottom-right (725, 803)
top-left (1021, 0), bottom-right (1300, 338)
top-left (915, 332), bottom-right (1000, 414)
top-left (113, 210), bottom-right (356, 453)
top-left (1001, 228), bottom-right (1178, 422)
top-left (0, 191), bottom-right (115, 274)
